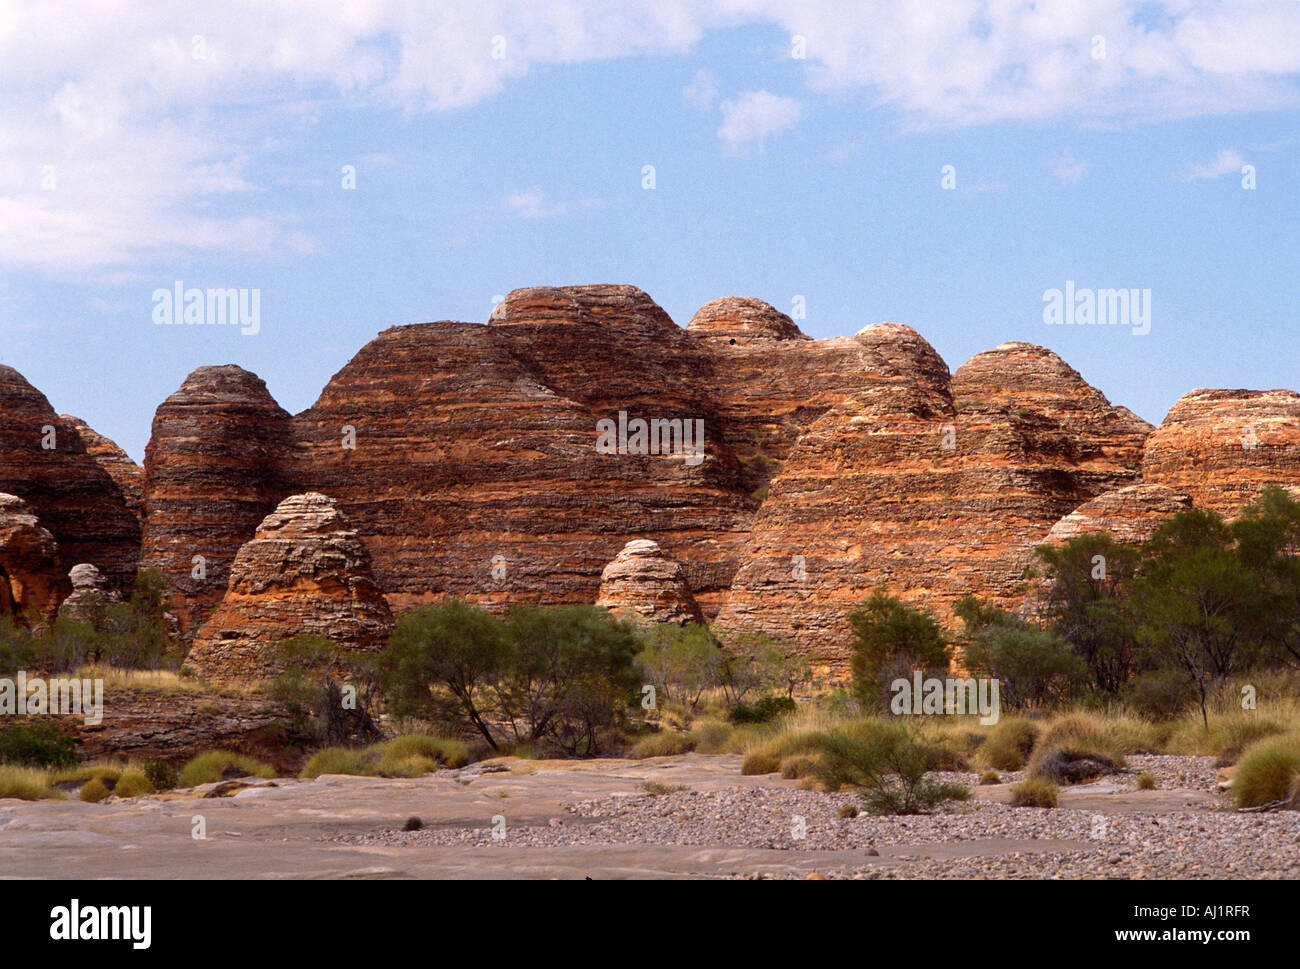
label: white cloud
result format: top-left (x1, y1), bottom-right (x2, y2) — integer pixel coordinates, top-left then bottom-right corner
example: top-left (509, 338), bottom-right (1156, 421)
top-left (717, 90), bottom-right (803, 150)
top-left (1, 1), bottom-right (1298, 274)
top-left (1176, 148), bottom-right (1246, 180)
top-left (1054, 149), bottom-right (1089, 184)
top-left (683, 68), bottom-right (719, 110)
top-left (505, 188), bottom-right (566, 218)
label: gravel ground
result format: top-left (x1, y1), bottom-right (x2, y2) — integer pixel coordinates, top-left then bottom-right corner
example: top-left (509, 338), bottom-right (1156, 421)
top-left (334, 755), bottom-right (1300, 879)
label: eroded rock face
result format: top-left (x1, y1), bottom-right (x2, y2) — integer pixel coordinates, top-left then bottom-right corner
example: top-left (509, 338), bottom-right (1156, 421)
top-left (1141, 389), bottom-right (1300, 518)
top-left (57, 414), bottom-right (145, 524)
top-left (57, 563), bottom-right (123, 628)
top-left (595, 539), bottom-right (704, 625)
top-left (142, 366), bottom-right (295, 634)
top-left (1045, 484), bottom-right (1194, 545)
top-left (715, 339), bottom-right (1151, 666)
top-left (293, 286), bottom-right (753, 618)
top-left (0, 368), bottom-right (140, 594)
top-left (687, 297), bottom-right (811, 344)
top-left (0, 493), bottom-right (69, 627)
top-left (186, 493), bottom-right (394, 681)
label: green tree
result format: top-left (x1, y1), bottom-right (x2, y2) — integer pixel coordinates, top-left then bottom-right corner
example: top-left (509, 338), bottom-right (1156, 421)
top-left (379, 598), bottom-right (509, 749)
top-left (1032, 534), bottom-right (1140, 695)
top-left (954, 596), bottom-right (1087, 708)
top-left (847, 590), bottom-right (952, 710)
top-left (1133, 509), bottom-right (1262, 727)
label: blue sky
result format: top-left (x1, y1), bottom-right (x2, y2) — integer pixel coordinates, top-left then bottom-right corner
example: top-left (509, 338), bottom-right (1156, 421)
top-left (1, 2), bottom-right (1297, 461)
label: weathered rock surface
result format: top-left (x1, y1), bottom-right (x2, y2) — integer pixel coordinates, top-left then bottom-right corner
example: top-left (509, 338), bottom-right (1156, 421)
top-left (595, 539), bottom-right (704, 625)
top-left (1140, 389), bottom-right (1300, 518)
top-left (0, 493), bottom-right (69, 626)
top-left (292, 285), bottom-right (752, 618)
top-left (57, 562), bottom-right (123, 628)
top-left (57, 414), bottom-right (145, 524)
top-left (1045, 484), bottom-right (1194, 545)
top-left (716, 339), bottom-right (1151, 666)
top-left (142, 365), bottom-right (295, 634)
top-left (0, 368), bottom-right (140, 594)
top-left (186, 493), bottom-right (394, 681)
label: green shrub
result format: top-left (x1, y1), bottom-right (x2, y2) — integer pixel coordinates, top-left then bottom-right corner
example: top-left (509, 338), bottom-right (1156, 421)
top-left (143, 758), bottom-right (178, 791)
top-left (380, 735), bottom-right (468, 770)
top-left (1136, 772), bottom-right (1157, 790)
top-left (642, 781), bottom-right (688, 795)
top-left (112, 769), bottom-right (155, 798)
top-left (1010, 776), bottom-right (1059, 808)
top-left (730, 695), bottom-right (797, 725)
top-left (79, 777), bottom-right (110, 802)
top-left (979, 769), bottom-right (1000, 785)
top-left (299, 746), bottom-right (380, 779)
top-left (629, 731), bottom-right (694, 759)
top-left (980, 718), bottom-right (1039, 771)
top-left (837, 803), bottom-right (858, 818)
top-left (812, 721), bottom-right (969, 814)
top-left (1232, 735), bottom-right (1300, 809)
top-left (0, 721), bottom-right (78, 768)
top-left (848, 590), bottom-right (952, 712)
top-left (177, 750), bottom-right (275, 788)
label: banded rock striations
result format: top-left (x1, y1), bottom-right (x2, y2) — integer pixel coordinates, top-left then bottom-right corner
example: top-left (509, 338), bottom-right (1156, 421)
top-left (0, 368), bottom-right (140, 594)
top-left (716, 339), bottom-right (1152, 666)
top-left (142, 365), bottom-right (295, 633)
top-left (1140, 389), bottom-right (1300, 518)
top-left (595, 539), bottom-right (704, 625)
top-left (186, 493), bottom-right (394, 681)
top-left (58, 414), bottom-right (146, 524)
top-left (1045, 484), bottom-right (1194, 545)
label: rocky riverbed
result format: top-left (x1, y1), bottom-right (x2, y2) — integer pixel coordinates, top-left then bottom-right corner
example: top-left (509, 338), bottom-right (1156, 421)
top-left (4, 751), bottom-right (1283, 879)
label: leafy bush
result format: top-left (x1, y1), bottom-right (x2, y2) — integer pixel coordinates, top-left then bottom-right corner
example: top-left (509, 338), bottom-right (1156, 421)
top-left (0, 721), bottom-right (78, 768)
top-left (955, 598), bottom-right (1087, 708)
top-left (1232, 735), bottom-right (1300, 809)
top-left (1136, 772), bottom-right (1157, 790)
top-left (177, 751), bottom-right (275, 788)
top-left (812, 721), bottom-right (969, 814)
top-left (1009, 776), bottom-right (1059, 808)
top-left (847, 590), bottom-right (952, 711)
top-left (143, 758), bottom-right (178, 791)
top-left (979, 718), bottom-right (1039, 771)
top-left (730, 695), bottom-right (797, 724)
top-left (381, 600), bottom-right (640, 756)
top-left (634, 624), bottom-right (727, 712)
top-left (112, 769), bottom-right (155, 798)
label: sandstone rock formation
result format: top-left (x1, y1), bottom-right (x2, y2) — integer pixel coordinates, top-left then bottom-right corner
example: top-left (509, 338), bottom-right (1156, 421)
top-left (0, 367), bottom-right (140, 594)
top-left (0, 493), bottom-right (69, 626)
top-left (142, 365), bottom-right (295, 633)
top-left (1045, 484), bottom-right (1194, 545)
top-left (186, 493), bottom-right (394, 681)
top-left (1140, 389), bottom-right (1300, 518)
top-left (595, 539), bottom-right (704, 625)
top-left (715, 339), bottom-right (1152, 666)
top-left (57, 563), bottom-right (123, 628)
top-left (58, 414), bottom-right (145, 524)
top-left (292, 285), bottom-right (752, 618)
